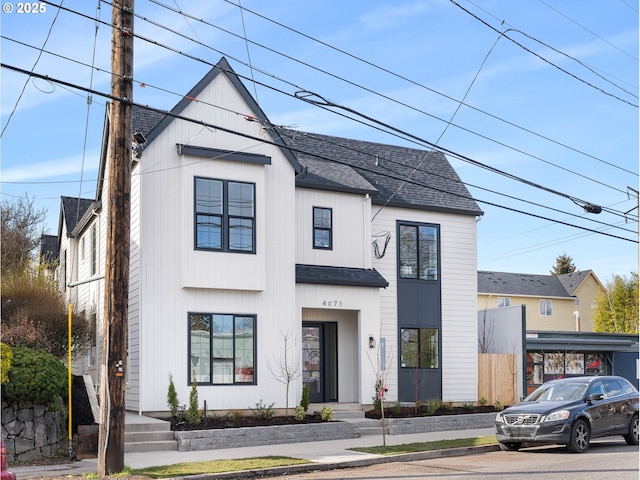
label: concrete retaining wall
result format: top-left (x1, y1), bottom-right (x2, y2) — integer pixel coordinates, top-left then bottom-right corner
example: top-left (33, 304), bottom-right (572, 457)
top-left (1, 399), bottom-right (65, 462)
top-left (175, 421), bottom-right (360, 452)
top-left (387, 412), bottom-right (496, 435)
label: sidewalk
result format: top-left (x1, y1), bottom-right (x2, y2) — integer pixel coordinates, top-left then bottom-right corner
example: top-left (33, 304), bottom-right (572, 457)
top-left (10, 427), bottom-right (497, 479)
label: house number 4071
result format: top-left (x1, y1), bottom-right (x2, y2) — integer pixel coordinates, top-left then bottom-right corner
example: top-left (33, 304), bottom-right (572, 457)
top-left (322, 300), bottom-right (342, 307)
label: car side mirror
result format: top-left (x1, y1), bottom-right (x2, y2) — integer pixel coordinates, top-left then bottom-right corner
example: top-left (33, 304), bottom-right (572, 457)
top-left (588, 393), bottom-right (604, 402)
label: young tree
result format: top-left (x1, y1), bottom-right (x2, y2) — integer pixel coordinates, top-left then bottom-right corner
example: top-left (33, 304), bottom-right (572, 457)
top-left (594, 273), bottom-right (639, 334)
top-left (550, 253), bottom-right (576, 275)
top-left (267, 327), bottom-right (301, 416)
top-left (1, 194), bottom-right (47, 275)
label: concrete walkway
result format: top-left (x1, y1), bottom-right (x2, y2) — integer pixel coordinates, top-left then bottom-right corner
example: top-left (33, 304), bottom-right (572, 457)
top-left (10, 414), bottom-right (497, 479)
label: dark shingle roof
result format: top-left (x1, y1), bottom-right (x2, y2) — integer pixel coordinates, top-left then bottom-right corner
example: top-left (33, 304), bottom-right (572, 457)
top-left (61, 196), bottom-right (94, 234)
top-left (557, 270), bottom-right (592, 295)
top-left (132, 106), bottom-right (164, 138)
top-left (296, 264), bottom-right (388, 288)
top-left (40, 234), bottom-right (58, 265)
top-left (276, 128), bottom-right (483, 216)
top-left (478, 270), bottom-right (575, 298)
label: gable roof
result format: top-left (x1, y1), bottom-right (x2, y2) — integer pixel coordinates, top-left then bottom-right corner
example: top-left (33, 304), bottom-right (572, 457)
top-left (557, 270), bottom-right (599, 295)
top-left (478, 270), bottom-right (575, 299)
top-left (40, 234), bottom-right (59, 265)
top-left (130, 58), bottom-right (482, 217)
top-left (59, 196), bottom-right (94, 236)
top-left (276, 128), bottom-right (483, 216)
top-left (131, 57), bottom-right (301, 174)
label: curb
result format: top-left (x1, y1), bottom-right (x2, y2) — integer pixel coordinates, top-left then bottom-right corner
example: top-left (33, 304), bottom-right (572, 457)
top-left (174, 444), bottom-right (501, 480)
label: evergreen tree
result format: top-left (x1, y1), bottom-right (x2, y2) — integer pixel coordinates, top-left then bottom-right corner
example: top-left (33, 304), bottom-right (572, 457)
top-left (550, 253), bottom-right (576, 275)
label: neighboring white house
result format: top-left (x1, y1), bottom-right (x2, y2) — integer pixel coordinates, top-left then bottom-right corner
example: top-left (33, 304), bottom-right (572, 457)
top-left (51, 57), bottom-right (484, 415)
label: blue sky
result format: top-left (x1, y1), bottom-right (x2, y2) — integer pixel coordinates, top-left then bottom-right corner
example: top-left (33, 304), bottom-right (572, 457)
top-left (1, 0), bottom-right (638, 282)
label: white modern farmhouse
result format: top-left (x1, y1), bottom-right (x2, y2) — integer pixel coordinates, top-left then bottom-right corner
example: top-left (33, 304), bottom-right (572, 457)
top-left (55, 57), bottom-right (483, 415)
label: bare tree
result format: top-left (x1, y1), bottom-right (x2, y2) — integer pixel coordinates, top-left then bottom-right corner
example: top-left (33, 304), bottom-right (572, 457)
top-left (267, 327), bottom-right (301, 416)
top-left (478, 308), bottom-right (495, 354)
top-left (1, 194), bottom-right (47, 274)
top-left (367, 334), bottom-right (393, 446)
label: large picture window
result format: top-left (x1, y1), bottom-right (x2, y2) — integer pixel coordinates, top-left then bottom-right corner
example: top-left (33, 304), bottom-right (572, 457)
top-left (400, 328), bottom-right (439, 369)
top-left (195, 177), bottom-right (255, 253)
top-left (189, 313), bottom-right (256, 385)
top-left (399, 224), bottom-right (438, 280)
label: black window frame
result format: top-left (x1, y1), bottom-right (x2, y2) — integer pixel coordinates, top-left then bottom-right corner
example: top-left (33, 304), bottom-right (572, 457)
top-left (398, 223), bottom-right (439, 281)
top-left (399, 327), bottom-right (439, 369)
top-left (194, 177), bottom-right (256, 253)
top-left (188, 312), bottom-right (257, 386)
top-left (312, 206), bottom-right (333, 250)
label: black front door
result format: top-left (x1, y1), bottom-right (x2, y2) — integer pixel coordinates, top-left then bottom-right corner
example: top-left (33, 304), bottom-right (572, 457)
top-left (302, 322), bottom-right (338, 403)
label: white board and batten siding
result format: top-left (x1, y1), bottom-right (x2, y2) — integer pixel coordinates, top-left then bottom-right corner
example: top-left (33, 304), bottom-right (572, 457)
top-left (372, 206), bottom-right (479, 403)
top-left (295, 189), bottom-right (371, 269)
top-left (134, 72), bottom-right (298, 412)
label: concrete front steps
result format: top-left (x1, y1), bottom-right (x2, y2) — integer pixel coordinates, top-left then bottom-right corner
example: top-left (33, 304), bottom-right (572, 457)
top-left (312, 403), bottom-right (388, 436)
top-left (124, 413), bottom-right (177, 453)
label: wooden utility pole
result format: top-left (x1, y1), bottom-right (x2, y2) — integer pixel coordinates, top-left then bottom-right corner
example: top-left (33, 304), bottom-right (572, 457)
top-left (97, 0), bottom-right (134, 475)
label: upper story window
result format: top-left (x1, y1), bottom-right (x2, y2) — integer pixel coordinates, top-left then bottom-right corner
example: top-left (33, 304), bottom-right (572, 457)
top-left (399, 223), bottom-right (439, 280)
top-left (90, 225), bottom-right (97, 276)
top-left (539, 299), bottom-right (553, 316)
top-left (498, 297), bottom-right (511, 308)
top-left (195, 177), bottom-right (255, 253)
top-left (313, 207), bottom-right (332, 250)
top-left (400, 328), bottom-right (439, 369)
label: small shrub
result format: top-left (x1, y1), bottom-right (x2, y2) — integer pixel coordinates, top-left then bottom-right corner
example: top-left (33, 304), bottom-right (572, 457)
top-left (462, 401), bottom-right (474, 410)
top-left (1, 343), bottom-right (13, 385)
top-left (426, 398), bottom-right (441, 415)
top-left (478, 396), bottom-right (488, 407)
top-left (251, 399), bottom-right (275, 419)
top-left (494, 400), bottom-right (504, 411)
top-left (186, 377), bottom-right (200, 425)
top-left (320, 406), bottom-right (333, 422)
top-left (3, 346), bottom-right (67, 404)
top-left (230, 409), bottom-right (244, 420)
top-left (167, 374), bottom-right (179, 417)
top-left (294, 405), bottom-right (305, 421)
top-left (393, 402), bottom-right (402, 414)
top-left (300, 384), bottom-right (310, 412)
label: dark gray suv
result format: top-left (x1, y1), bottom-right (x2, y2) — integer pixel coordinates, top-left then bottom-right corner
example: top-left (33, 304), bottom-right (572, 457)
top-left (495, 375), bottom-right (639, 453)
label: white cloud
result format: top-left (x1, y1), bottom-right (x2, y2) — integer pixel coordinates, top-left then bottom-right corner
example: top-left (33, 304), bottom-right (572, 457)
top-left (2, 151), bottom-right (100, 182)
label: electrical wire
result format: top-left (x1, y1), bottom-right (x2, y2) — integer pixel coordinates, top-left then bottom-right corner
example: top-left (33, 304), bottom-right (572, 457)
top-left (0, 0), bottom-right (64, 138)
top-left (219, 0), bottom-right (638, 177)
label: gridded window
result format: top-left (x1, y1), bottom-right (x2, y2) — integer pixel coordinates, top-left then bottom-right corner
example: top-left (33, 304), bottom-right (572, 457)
top-left (399, 224), bottom-right (438, 280)
top-left (90, 225), bottom-right (97, 275)
top-left (195, 177), bottom-right (255, 252)
top-left (189, 313), bottom-right (256, 385)
top-left (539, 299), bottom-right (553, 316)
top-left (400, 328), bottom-right (439, 369)
top-left (313, 207), bottom-right (332, 249)
top-left (498, 297), bottom-right (511, 308)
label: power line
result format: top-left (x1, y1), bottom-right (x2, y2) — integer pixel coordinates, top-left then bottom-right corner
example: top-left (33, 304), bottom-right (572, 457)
top-left (449, 0), bottom-right (639, 108)
top-left (537, 0), bottom-right (638, 62)
top-left (3, 62), bottom-right (636, 245)
top-left (32, 1), bottom-right (639, 193)
top-left (218, 0), bottom-right (638, 177)
top-left (1, 0), bottom-right (64, 138)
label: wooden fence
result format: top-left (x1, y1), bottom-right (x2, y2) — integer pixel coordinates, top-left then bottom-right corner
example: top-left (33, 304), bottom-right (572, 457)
top-left (478, 353), bottom-right (517, 406)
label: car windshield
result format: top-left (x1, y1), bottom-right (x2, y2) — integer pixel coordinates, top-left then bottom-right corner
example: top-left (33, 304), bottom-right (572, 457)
top-left (525, 382), bottom-right (588, 402)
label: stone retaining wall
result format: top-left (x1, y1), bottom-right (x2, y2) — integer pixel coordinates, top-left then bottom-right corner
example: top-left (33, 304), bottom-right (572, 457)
top-left (175, 421), bottom-right (359, 452)
top-left (387, 412), bottom-right (496, 435)
top-left (1, 399), bottom-right (65, 462)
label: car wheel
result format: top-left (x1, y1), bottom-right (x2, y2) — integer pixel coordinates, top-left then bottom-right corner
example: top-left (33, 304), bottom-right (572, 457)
top-left (623, 414), bottom-right (639, 445)
top-left (567, 419), bottom-right (590, 453)
top-left (498, 441), bottom-right (521, 451)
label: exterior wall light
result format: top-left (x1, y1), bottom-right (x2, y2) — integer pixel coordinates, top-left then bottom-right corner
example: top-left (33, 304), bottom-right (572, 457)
top-left (369, 335), bottom-right (376, 349)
